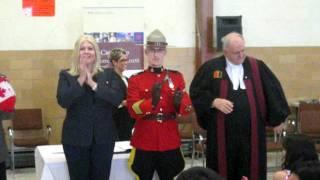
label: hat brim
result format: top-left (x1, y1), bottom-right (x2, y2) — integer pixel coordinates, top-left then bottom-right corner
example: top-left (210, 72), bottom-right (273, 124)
top-left (146, 45), bottom-right (167, 50)
top-left (147, 41), bottom-right (167, 46)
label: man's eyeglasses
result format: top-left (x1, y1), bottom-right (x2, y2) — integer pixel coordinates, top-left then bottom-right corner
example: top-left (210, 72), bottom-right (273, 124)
top-left (147, 48), bottom-right (165, 54)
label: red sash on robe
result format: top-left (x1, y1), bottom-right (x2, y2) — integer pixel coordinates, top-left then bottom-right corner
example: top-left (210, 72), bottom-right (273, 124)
top-left (216, 57), bottom-right (266, 180)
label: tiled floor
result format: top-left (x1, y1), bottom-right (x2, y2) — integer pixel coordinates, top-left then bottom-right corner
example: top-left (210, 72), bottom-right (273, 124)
top-left (6, 152), bottom-right (281, 180)
top-left (6, 168), bottom-right (36, 180)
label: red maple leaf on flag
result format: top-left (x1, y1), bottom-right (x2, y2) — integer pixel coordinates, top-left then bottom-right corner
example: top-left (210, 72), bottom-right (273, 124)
top-left (0, 88), bottom-right (6, 97)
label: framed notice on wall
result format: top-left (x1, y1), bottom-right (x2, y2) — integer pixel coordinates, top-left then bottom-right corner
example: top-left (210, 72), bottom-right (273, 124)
top-left (85, 32), bottom-right (144, 71)
top-left (23, 0), bottom-right (55, 16)
top-left (83, 6), bottom-right (144, 77)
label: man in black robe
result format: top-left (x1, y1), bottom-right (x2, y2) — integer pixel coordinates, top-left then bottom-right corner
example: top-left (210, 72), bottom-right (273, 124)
top-left (189, 32), bottom-right (290, 180)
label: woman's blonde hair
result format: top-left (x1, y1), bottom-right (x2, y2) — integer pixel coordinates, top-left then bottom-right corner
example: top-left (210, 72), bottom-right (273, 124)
top-left (68, 35), bottom-right (103, 76)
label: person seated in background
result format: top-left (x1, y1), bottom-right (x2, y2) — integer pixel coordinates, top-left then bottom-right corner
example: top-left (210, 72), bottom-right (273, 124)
top-left (0, 73), bottom-right (16, 180)
top-left (176, 166), bottom-right (224, 180)
top-left (273, 134), bottom-right (319, 180)
top-left (109, 48), bottom-right (135, 141)
top-left (288, 160), bottom-right (320, 180)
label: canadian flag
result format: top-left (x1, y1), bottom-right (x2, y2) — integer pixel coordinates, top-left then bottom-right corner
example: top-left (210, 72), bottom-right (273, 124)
top-left (0, 76), bottom-right (16, 112)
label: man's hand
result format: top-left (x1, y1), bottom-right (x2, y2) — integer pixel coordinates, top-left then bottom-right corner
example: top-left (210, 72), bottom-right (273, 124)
top-left (273, 122), bottom-right (286, 135)
top-left (173, 89), bottom-right (183, 112)
top-left (212, 98), bottom-right (234, 114)
top-left (151, 83), bottom-right (162, 108)
top-left (241, 176), bottom-right (248, 180)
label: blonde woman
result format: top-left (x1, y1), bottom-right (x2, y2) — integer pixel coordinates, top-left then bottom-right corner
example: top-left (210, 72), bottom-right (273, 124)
top-left (56, 35), bottom-right (123, 180)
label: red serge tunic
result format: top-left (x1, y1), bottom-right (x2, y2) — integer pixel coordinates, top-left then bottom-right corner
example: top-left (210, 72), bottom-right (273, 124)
top-left (127, 67), bottom-right (192, 151)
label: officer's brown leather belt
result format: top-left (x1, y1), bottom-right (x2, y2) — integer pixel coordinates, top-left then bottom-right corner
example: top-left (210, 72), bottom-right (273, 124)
top-left (142, 113), bottom-right (176, 121)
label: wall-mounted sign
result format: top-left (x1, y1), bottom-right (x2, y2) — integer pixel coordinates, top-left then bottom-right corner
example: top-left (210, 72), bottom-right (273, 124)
top-left (83, 6), bottom-right (144, 77)
top-left (86, 32), bottom-right (144, 70)
top-left (23, 0), bottom-right (55, 16)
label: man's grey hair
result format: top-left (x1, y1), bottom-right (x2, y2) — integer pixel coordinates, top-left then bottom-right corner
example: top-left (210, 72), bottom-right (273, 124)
top-left (221, 32), bottom-right (244, 50)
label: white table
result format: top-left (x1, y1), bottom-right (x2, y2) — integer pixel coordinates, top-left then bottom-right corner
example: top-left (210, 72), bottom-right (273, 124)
top-left (35, 141), bottom-right (140, 180)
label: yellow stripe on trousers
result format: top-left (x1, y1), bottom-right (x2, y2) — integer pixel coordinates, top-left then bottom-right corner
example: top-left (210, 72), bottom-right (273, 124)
top-left (128, 148), bottom-right (140, 180)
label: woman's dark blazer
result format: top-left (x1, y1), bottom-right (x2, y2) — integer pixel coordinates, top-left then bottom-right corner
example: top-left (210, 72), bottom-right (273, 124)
top-left (56, 68), bottom-right (123, 146)
top-left (112, 71), bottom-right (135, 141)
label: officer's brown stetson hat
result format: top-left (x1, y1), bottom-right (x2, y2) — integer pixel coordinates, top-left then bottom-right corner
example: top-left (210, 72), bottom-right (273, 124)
top-left (146, 29), bottom-right (167, 50)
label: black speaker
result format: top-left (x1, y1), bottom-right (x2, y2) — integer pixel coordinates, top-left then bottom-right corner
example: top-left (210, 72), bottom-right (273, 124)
top-left (216, 16), bottom-right (242, 51)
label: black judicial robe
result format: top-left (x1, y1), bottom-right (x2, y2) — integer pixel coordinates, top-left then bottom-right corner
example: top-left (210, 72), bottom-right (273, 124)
top-left (189, 56), bottom-right (290, 180)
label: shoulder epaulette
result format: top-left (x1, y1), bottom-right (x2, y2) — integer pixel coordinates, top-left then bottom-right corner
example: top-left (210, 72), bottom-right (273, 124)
top-left (166, 69), bottom-right (179, 73)
top-left (130, 70), bottom-right (145, 77)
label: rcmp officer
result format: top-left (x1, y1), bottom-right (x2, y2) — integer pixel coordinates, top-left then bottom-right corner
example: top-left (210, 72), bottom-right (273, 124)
top-left (127, 29), bottom-right (193, 180)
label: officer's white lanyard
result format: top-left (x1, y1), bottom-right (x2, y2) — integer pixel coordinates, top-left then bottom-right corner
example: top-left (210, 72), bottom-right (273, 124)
top-left (164, 70), bottom-right (174, 90)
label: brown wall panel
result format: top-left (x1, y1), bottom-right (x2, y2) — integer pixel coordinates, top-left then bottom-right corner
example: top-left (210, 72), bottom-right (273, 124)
top-left (1, 47), bottom-right (320, 144)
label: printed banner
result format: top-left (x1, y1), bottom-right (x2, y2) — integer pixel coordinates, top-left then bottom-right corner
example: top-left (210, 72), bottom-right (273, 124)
top-left (83, 6), bottom-right (144, 77)
top-left (86, 32), bottom-right (144, 70)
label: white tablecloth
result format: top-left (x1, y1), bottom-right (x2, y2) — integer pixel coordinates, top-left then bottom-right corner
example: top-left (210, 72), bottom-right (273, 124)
top-left (35, 141), bottom-right (141, 180)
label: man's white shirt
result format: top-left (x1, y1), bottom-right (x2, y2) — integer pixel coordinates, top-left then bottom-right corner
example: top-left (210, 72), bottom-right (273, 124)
top-left (225, 58), bottom-right (246, 90)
